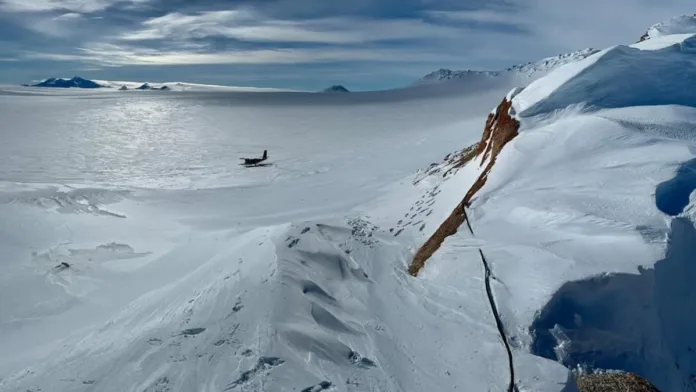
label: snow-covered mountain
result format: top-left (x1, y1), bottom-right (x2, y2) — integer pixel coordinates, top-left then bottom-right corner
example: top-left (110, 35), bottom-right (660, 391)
top-left (29, 76), bottom-right (104, 88)
top-left (420, 48), bottom-right (600, 84)
top-left (1, 14), bottom-right (696, 392)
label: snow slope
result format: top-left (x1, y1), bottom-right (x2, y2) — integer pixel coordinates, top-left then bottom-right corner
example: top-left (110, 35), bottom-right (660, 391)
top-left (0, 73), bottom-right (578, 391)
top-left (412, 27), bottom-right (696, 391)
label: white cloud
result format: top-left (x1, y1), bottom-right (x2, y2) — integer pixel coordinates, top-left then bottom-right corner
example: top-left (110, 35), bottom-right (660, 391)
top-left (118, 10), bottom-right (469, 44)
top-left (424, 9), bottom-right (519, 25)
top-left (53, 12), bottom-right (84, 20)
top-left (22, 42), bottom-right (467, 66)
top-left (0, 0), bottom-right (147, 13)
top-left (424, 0), bottom-right (695, 65)
top-left (6, 0), bottom-right (695, 85)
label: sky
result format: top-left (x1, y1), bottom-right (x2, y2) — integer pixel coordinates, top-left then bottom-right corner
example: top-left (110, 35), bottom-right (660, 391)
top-left (0, 0), bottom-right (693, 91)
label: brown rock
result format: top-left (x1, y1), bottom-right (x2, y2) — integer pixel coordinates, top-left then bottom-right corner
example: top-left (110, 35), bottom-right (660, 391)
top-left (575, 372), bottom-right (660, 392)
top-left (408, 95), bottom-right (520, 276)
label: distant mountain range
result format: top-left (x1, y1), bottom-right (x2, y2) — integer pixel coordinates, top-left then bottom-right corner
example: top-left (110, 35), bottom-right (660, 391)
top-left (22, 78), bottom-right (293, 92)
top-left (27, 77), bottom-right (103, 88)
top-left (418, 48), bottom-right (600, 84)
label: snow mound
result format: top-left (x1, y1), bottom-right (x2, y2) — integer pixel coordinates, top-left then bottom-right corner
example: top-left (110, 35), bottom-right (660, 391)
top-left (639, 14), bottom-right (696, 41)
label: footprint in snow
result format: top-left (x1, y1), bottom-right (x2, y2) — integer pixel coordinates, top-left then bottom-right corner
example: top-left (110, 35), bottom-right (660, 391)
top-left (394, 229), bottom-right (403, 237)
top-left (231, 297), bottom-right (244, 313)
top-left (301, 227), bottom-right (311, 235)
top-left (148, 338), bottom-right (163, 345)
top-left (225, 357), bottom-right (285, 390)
top-left (287, 237), bottom-right (300, 248)
top-left (348, 350), bottom-right (377, 369)
top-left (181, 328), bottom-right (206, 336)
top-left (301, 381), bottom-right (333, 392)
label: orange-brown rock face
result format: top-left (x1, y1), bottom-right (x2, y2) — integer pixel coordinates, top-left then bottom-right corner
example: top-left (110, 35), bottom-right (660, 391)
top-left (408, 96), bottom-right (520, 276)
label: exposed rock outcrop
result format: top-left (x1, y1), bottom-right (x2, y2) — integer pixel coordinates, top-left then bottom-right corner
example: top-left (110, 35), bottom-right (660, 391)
top-left (575, 372), bottom-right (660, 392)
top-left (135, 83), bottom-right (169, 91)
top-left (323, 85), bottom-right (350, 93)
top-left (409, 91), bottom-right (521, 276)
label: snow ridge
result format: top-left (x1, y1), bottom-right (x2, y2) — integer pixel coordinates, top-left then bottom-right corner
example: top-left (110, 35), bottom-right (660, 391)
top-left (420, 48), bottom-right (600, 83)
top-left (639, 14), bottom-right (696, 41)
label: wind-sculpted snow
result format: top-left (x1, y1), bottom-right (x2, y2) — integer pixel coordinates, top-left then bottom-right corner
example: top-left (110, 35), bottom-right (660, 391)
top-left (0, 217), bottom-right (574, 391)
top-left (530, 217), bottom-right (696, 391)
top-left (514, 35), bottom-right (696, 118)
top-left (0, 185), bottom-right (129, 217)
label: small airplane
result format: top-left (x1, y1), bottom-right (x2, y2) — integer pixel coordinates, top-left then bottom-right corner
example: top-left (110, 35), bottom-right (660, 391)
top-left (240, 150), bottom-right (269, 166)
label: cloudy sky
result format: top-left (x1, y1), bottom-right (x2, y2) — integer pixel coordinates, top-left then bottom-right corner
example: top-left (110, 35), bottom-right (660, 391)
top-left (0, 0), bottom-right (692, 90)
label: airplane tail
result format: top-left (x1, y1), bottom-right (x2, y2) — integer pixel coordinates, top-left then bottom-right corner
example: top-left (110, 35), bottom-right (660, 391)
top-left (262, 150), bottom-right (268, 160)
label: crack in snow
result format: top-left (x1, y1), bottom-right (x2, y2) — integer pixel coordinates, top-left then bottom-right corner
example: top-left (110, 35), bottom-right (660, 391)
top-left (478, 248), bottom-right (516, 392)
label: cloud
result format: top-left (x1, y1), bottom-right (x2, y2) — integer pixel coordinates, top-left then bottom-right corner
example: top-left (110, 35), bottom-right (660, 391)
top-left (22, 41), bottom-right (467, 66)
top-left (1, 0), bottom-right (111, 13)
top-left (53, 12), bottom-right (84, 20)
top-left (1, 0), bottom-right (695, 90)
top-left (117, 10), bottom-right (469, 44)
top-left (0, 0), bottom-right (148, 13)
